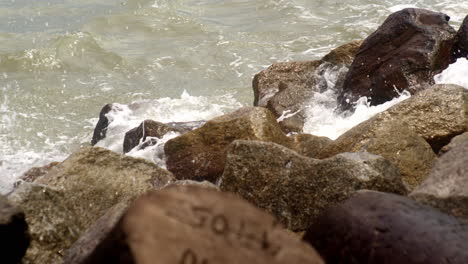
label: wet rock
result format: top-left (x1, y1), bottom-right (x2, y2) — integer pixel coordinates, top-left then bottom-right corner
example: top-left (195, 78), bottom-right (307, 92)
top-left (63, 202), bottom-right (128, 264)
top-left (253, 41), bottom-right (362, 132)
top-left (338, 8), bottom-right (456, 111)
top-left (438, 131), bottom-right (468, 155)
top-left (91, 103), bottom-right (113, 145)
top-left (303, 191), bottom-right (468, 264)
top-left (123, 120), bottom-right (204, 153)
top-left (0, 195), bottom-right (29, 264)
top-left (410, 140), bottom-right (468, 223)
top-left (451, 15), bottom-right (468, 62)
top-left (83, 185), bottom-right (324, 264)
top-left (219, 140), bottom-right (406, 231)
top-left (164, 107), bottom-right (292, 183)
top-left (291, 133), bottom-right (333, 159)
top-left (9, 147), bottom-right (174, 263)
top-left (318, 120), bottom-right (436, 189)
top-left (14, 161), bottom-right (60, 187)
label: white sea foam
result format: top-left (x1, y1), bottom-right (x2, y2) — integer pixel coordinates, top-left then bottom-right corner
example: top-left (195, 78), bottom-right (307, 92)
top-left (388, 4), bottom-right (418, 12)
top-left (434, 58), bottom-right (468, 89)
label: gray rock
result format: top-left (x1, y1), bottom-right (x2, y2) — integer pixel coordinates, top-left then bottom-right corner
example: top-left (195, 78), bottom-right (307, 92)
top-left (82, 185), bottom-right (324, 264)
top-left (438, 131), bottom-right (468, 155)
top-left (410, 140), bottom-right (468, 223)
top-left (0, 194), bottom-right (30, 264)
top-left (219, 140), bottom-right (407, 231)
top-left (304, 191), bottom-right (468, 264)
top-left (338, 8), bottom-right (456, 111)
top-left (164, 107), bottom-right (292, 183)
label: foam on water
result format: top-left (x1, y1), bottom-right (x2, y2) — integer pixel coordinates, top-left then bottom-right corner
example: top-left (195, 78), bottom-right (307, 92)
top-left (434, 58), bottom-right (468, 89)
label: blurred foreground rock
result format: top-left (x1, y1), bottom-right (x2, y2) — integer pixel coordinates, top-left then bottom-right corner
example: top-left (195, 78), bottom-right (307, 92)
top-left (82, 185), bottom-right (324, 264)
top-left (0, 195), bottom-right (29, 264)
top-left (220, 140), bottom-right (406, 231)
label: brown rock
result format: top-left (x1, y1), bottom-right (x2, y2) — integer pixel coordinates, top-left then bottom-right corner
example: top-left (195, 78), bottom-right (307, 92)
top-left (253, 41), bottom-right (362, 132)
top-left (14, 161), bottom-right (60, 187)
top-left (123, 120), bottom-right (181, 153)
top-left (304, 191), bottom-right (468, 264)
top-left (451, 15), bottom-right (468, 62)
top-left (438, 131), bottom-right (468, 155)
top-left (410, 140), bottom-right (468, 223)
top-left (83, 185), bottom-right (324, 264)
top-left (164, 107), bottom-right (292, 183)
top-left (219, 140), bottom-right (406, 231)
top-left (338, 8), bottom-right (456, 111)
top-left (291, 133), bottom-right (333, 159)
top-left (318, 120), bottom-right (436, 189)
top-left (0, 194), bottom-right (30, 264)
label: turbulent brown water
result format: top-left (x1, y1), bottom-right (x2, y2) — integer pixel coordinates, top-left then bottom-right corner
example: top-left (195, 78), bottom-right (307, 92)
top-left (1, 0), bottom-right (467, 193)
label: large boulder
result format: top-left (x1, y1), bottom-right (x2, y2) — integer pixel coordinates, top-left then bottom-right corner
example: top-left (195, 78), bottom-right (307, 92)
top-left (219, 140), bottom-right (407, 231)
top-left (0, 195), bottom-right (29, 264)
top-left (164, 107), bottom-right (292, 183)
top-left (291, 134), bottom-right (333, 159)
top-left (303, 191), bottom-right (468, 264)
top-left (451, 15), bottom-right (468, 62)
top-left (83, 185), bottom-right (324, 264)
top-left (410, 140), bottom-right (468, 223)
top-left (8, 147), bottom-right (174, 263)
top-left (14, 161), bottom-right (60, 187)
top-left (253, 40), bottom-right (362, 132)
top-left (318, 120), bottom-right (436, 189)
top-left (338, 8), bottom-right (456, 111)
top-left (438, 131), bottom-right (468, 155)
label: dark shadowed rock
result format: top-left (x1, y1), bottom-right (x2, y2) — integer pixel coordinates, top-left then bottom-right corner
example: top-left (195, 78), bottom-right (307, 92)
top-left (438, 131), bottom-right (468, 155)
top-left (123, 120), bottom-right (204, 153)
top-left (451, 15), bottom-right (468, 62)
top-left (219, 140), bottom-right (407, 231)
top-left (318, 120), bottom-right (436, 189)
top-left (91, 103), bottom-right (113, 145)
top-left (0, 195), bottom-right (29, 264)
top-left (304, 191), bottom-right (468, 264)
top-left (338, 8), bottom-right (456, 111)
top-left (291, 134), bottom-right (333, 159)
top-left (253, 41), bottom-right (362, 132)
top-left (83, 185), bottom-right (324, 264)
top-left (164, 107), bottom-right (292, 183)
top-left (8, 147), bottom-right (174, 264)
top-left (410, 140), bottom-right (468, 223)
top-left (63, 202), bottom-right (129, 264)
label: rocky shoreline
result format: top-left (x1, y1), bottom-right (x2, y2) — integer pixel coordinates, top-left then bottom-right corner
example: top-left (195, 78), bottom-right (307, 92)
top-left (1, 8), bottom-right (467, 264)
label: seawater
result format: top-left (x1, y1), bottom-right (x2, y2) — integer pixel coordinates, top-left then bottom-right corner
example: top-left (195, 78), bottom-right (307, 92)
top-left (1, 0), bottom-right (467, 194)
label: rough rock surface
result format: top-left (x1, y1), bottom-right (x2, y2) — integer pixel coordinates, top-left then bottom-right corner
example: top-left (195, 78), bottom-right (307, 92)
top-left (9, 147), bottom-right (174, 263)
top-left (0, 195), bottom-right (29, 264)
top-left (338, 84), bottom-right (466, 153)
top-left (451, 15), bottom-right (468, 62)
top-left (438, 131), bottom-right (468, 155)
top-left (91, 103), bottom-right (113, 145)
top-left (14, 161), bottom-right (60, 187)
top-left (318, 120), bottom-right (436, 189)
top-left (410, 140), bottom-right (468, 223)
top-left (63, 202), bottom-right (129, 264)
top-left (83, 185), bottom-right (324, 264)
top-left (253, 40), bottom-right (362, 132)
top-left (164, 107), bottom-right (292, 182)
top-left (338, 8), bottom-right (456, 110)
top-left (291, 134), bottom-right (333, 159)
top-left (304, 191), bottom-right (468, 264)
top-left (219, 140), bottom-right (406, 231)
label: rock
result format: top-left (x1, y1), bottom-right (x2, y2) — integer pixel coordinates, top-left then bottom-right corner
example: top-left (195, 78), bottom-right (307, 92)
top-left (8, 183), bottom-right (82, 264)
top-left (9, 147), bottom-right (174, 263)
top-left (219, 140), bottom-right (407, 231)
top-left (291, 134), bottom-right (333, 159)
top-left (83, 185), bottom-right (324, 264)
top-left (14, 161), bottom-right (60, 187)
top-left (318, 120), bottom-right (436, 189)
top-left (123, 119), bottom-right (204, 153)
top-left (253, 40), bottom-right (362, 132)
top-left (338, 8), bottom-right (456, 111)
top-left (91, 103), bottom-right (113, 145)
top-left (0, 195), bottom-right (29, 264)
top-left (165, 180), bottom-right (220, 190)
top-left (303, 191), bottom-right (468, 264)
top-left (63, 202), bottom-right (128, 264)
top-left (438, 131), bottom-right (468, 155)
top-left (410, 140), bottom-right (468, 223)
top-left (164, 107), bottom-right (292, 183)
top-left (451, 15), bottom-right (468, 62)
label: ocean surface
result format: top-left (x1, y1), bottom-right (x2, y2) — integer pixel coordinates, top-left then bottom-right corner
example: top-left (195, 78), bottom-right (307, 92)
top-left (1, 0), bottom-right (467, 194)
